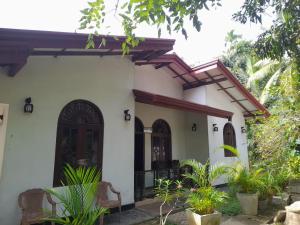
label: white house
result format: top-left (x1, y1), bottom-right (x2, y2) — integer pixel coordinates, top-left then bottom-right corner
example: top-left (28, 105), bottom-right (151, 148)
top-left (0, 28), bottom-right (269, 225)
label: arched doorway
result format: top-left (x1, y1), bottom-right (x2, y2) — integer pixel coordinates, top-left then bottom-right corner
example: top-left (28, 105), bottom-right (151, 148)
top-left (151, 119), bottom-right (172, 173)
top-left (134, 117), bottom-right (145, 201)
top-left (53, 100), bottom-right (104, 187)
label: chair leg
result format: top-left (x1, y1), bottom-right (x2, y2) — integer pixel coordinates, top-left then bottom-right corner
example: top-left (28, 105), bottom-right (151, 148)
top-left (119, 205), bottom-right (121, 223)
top-left (99, 215), bottom-right (104, 225)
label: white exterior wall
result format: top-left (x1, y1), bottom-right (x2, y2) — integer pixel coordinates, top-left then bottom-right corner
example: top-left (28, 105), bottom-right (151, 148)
top-left (205, 84), bottom-right (249, 185)
top-left (134, 65), bottom-right (210, 168)
top-left (134, 65), bottom-right (183, 99)
top-left (134, 65), bottom-right (187, 168)
top-left (184, 112), bottom-right (209, 164)
top-left (0, 56), bottom-right (135, 225)
top-left (135, 103), bottom-right (187, 170)
top-left (0, 57), bottom-right (250, 224)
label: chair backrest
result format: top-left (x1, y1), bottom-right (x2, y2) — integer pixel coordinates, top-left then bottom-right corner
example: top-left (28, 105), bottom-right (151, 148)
top-left (18, 188), bottom-right (45, 213)
top-left (97, 181), bottom-right (110, 201)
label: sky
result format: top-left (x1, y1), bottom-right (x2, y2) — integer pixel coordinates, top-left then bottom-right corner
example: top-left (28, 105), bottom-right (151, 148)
top-left (0, 0), bottom-right (273, 65)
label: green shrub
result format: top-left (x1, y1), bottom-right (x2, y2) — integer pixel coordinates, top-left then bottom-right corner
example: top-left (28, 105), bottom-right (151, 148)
top-left (288, 156), bottom-right (300, 179)
top-left (186, 187), bottom-right (227, 215)
top-left (228, 163), bottom-right (263, 194)
top-left (218, 196), bottom-right (241, 216)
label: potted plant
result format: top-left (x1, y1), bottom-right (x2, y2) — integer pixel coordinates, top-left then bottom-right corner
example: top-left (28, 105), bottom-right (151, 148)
top-left (257, 172), bottom-right (280, 210)
top-left (228, 163), bottom-right (263, 215)
top-left (44, 164), bottom-right (107, 225)
top-left (181, 160), bottom-right (230, 225)
top-left (186, 187), bottom-right (227, 225)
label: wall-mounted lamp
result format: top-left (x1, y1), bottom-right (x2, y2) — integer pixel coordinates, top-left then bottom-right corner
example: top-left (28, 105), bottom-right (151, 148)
top-left (192, 123), bottom-right (197, 132)
top-left (24, 97), bottom-right (33, 113)
top-left (0, 114), bottom-right (3, 124)
top-left (124, 109), bottom-right (131, 121)
top-left (241, 126), bottom-right (247, 133)
top-left (213, 124), bottom-right (218, 132)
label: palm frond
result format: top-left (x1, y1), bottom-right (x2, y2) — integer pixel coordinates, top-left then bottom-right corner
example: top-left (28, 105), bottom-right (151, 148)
top-left (44, 164), bottom-right (107, 225)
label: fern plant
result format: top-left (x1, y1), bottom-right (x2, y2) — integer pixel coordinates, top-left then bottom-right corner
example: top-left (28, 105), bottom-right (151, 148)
top-left (44, 164), bottom-right (107, 225)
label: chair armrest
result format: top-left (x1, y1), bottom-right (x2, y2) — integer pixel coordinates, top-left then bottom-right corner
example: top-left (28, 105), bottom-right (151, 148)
top-left (108, 184), bottom-right (121, 202)
top-left (46, 193), bottom-right (57, 216)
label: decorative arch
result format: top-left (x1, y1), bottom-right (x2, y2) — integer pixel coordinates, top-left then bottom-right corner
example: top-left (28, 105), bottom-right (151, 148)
top-left (53, 100), bottom-right (104, 186)
top-left (151, 119), bottom-right (172, 169)
top-left (223, 122), bottom-right (236, 157)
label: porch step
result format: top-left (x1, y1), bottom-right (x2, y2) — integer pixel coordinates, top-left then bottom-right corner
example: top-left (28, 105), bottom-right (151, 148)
top-left (135, 197), bottom-right (161, 207)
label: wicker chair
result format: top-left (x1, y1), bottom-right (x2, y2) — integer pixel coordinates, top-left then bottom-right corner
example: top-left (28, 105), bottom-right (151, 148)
top-left (18, 188), bottom-right (56, 225)
top-left (96, 181), bottom-right (121, 225)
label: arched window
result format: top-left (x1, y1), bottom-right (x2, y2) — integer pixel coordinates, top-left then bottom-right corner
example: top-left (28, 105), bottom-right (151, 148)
top-left (53, 100), bottom-right (104, 186)
top-left (151, 119), bottom-right (172, 169)
top-left (223, 122), bottom-right (237, 157)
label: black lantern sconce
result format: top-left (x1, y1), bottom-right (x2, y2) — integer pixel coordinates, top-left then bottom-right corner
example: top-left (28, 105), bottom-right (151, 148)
top-left (0, 114), bottom-right (3, 124)
top-left (241, 126), bottom-right (247, 133)
top-left (24, 97), bottom-right (33, 113)
top-left (124, 109), bottom-right (131, 121)
top-left (213, 124), bottom-right (218, 132)
top-left (192, 123), bottom-right (197, 132)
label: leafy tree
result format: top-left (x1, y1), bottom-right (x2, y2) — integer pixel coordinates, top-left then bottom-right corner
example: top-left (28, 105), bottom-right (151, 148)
top-left (80, 0), bottom-right (299, 71)
top-left (233, 0), bottom-right (300, 68)
top-left (247, 69), bottom-right (300, 166)
top-left (221, 30), bottom-right (254, 85)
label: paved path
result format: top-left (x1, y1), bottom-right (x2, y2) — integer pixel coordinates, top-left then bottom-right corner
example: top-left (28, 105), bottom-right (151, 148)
top-left (103, 208), bottom-right (154, 225)
top-left (168, 211), bottom-right (271, 225)
top-left (103, 208), bottom-right (273, 225)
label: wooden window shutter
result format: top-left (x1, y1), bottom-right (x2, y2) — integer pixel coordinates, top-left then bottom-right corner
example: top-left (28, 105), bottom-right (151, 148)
top-left (223, 123), bottom-right (237, 157)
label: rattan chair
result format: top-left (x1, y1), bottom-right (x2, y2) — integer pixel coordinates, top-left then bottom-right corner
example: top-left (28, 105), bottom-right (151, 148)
top-left (96, 181), bottom-right (121, 225)
top-left (18, 188), bottom-right (56, 225)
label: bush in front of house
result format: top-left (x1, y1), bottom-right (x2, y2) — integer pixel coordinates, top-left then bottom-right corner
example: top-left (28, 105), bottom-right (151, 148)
top-left (44, 164), bottom-right (107, 225)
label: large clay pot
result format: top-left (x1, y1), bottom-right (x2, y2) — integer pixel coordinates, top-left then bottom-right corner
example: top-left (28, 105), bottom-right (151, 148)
top-left (186, 209), bottom-right (221, 225)
top-left (237, 192), bottom-right (258, 215)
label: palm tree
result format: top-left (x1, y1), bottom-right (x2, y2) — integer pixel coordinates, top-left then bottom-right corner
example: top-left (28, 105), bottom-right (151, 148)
top-left (45, 164), bottom-right (107, 225)
top-left (245, 57), bottom-right (291, 105)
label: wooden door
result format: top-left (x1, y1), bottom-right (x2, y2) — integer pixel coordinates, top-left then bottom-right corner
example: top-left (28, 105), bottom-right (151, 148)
top-left (53, 100), bottom-right (103, 187)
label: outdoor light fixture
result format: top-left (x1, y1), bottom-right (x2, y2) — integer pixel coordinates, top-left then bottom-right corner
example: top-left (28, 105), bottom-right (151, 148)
top-left (24, 97), bottom-right (33, 113)
top-left (213, 124), bottom-right (218, 132)
top-left (241, 126), bottom-right (247, 133)
top-left (124, 109), bottom-right (131, 121)
top-left (192, 123), bottom-right (197, 132)
top-left (0, 114), bottom-right (3, 124)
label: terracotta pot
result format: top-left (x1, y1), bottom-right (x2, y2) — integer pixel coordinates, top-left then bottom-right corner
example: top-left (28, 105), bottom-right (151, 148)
top-left (237, 192), bottom-right (258, 215)
top-left (186, 209), bottom-right (221, 225)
